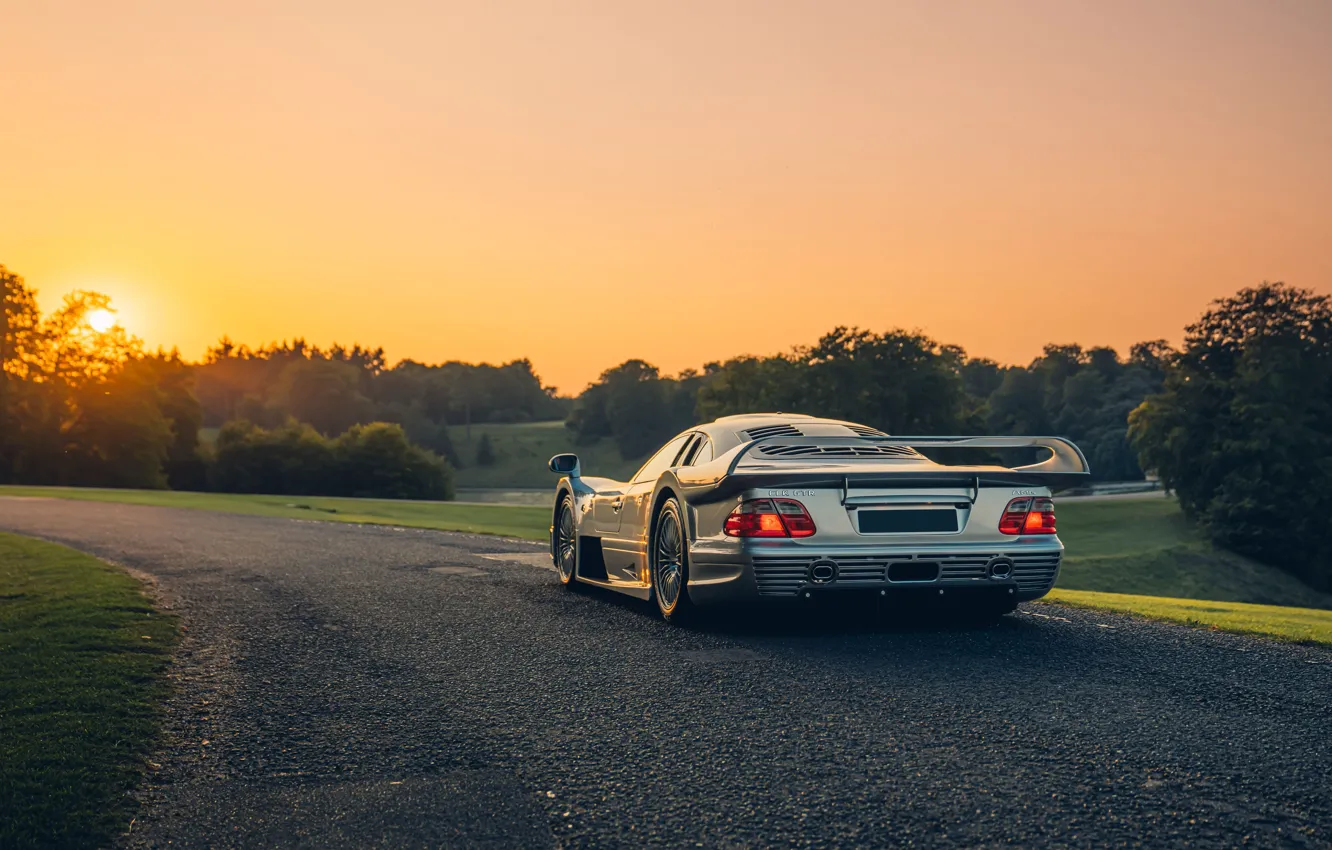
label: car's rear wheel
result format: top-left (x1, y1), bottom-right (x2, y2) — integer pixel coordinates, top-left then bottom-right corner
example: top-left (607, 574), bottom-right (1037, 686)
top-left (651, 497), bottom-right (694, 623)
top-left (554, 494), bottom-right (577, 587)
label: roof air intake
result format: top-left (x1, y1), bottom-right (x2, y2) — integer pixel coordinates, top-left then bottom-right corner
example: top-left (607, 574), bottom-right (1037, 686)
top-left (848, 425), bottom-right (889, 438)
top-left (756, 444), bottom-right (922, 459)
top-left (742, 424), bottom-right (804, 440)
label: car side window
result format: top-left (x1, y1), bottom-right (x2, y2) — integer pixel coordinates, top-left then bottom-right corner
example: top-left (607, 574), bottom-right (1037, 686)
top-left (682, 436), bottom-right (713, 466)
top-left (631, 435), bottom-right (691, 483)
top-left (677, 434), bottom-right (703, 464)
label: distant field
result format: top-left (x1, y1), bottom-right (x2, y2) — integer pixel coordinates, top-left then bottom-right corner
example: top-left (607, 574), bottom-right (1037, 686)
top-left (448, 421), bottom-right (642, 489)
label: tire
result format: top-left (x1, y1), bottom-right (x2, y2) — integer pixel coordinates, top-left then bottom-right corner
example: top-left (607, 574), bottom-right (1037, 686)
top-left (651, 497), bottom-right (695, 623)
top-left (553, 494), bottom-right (577, 588)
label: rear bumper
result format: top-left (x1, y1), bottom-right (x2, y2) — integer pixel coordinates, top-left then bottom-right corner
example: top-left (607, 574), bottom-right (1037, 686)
top-left (687, 539), bottom-right (1063, 607)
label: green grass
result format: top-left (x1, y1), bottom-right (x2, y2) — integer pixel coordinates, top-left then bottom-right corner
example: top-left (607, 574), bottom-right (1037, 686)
top-left (1055, 497), bottom-right (1332, 610)
top-left (0, 486), bottom-right (551, 541)
top-left (0, 533), bottom-right (178, 848)
top-left (448, 421), bottom-right (643, 489)
top-left (1044, 588), bottom-right (1332, 646)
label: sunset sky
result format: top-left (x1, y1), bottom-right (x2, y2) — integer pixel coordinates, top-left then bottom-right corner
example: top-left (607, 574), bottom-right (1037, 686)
top-left (3, 0), bottom-right (1329, 393)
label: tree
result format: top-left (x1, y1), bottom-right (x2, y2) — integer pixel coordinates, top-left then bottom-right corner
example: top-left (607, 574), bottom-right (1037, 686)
top-left (1130, 283), bottom-right (1332, 590)
top-left (475, 433), bottom-right (496, 466)
top-left (60, 363), bottom-right (173, 488)
top-left (567, 360), bottom-right (687, 458)
top-left (274, 358), bottom-right (375, 436)
top-left (694, 327), bottom-right (970, 435)
top-left (0, 275), bottom-right (185, 488)
top-left (141, 353), bottom-right (207, 490)
top-left (791, 328), bottom-right (969, 432)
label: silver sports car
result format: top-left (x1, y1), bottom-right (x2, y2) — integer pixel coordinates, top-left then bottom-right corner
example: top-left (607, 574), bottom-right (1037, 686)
top-left (547, 413), bottom-right (1089, 622)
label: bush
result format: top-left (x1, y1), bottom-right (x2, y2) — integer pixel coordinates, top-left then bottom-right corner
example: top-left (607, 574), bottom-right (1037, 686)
top-left (333, 422), bottom-right (453, 500)
top-left (210, 420), bottom-right (453, 500)
top-left (210, 420), bottom-right (336, 495)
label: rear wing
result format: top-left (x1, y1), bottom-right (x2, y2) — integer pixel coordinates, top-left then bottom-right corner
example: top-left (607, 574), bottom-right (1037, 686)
top-left (677, 435), bottom-right (1090, 504)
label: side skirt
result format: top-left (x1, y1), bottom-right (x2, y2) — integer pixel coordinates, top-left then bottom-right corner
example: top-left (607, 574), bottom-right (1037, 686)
top-left (575, 536), bottom-right (651, 599)
top-left (573, 576), bottom-right (652, 601)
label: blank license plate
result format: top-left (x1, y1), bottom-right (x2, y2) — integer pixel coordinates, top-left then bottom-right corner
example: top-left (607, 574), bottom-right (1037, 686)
top-left (858, 509), bottom-right (958, 534)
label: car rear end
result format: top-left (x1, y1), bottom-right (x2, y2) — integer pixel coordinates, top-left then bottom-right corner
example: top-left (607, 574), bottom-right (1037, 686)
top-left (686, 480), bottom-right (1064, 608)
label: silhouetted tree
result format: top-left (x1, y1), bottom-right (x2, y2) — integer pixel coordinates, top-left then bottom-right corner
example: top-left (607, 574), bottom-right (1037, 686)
top-left (1131, 283), bottom-right (1332, 590)
top-left (475, 433), bottom-right (496, 466)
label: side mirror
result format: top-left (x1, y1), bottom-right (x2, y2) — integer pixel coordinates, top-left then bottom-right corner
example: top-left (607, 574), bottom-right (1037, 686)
top-left (548, 453), bottom-right (580, 476)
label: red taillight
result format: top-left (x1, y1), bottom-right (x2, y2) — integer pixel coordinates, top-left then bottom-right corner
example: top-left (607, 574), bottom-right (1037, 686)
top-left (724, 498), bottom-right (817, 538)
top-left (999, 496), bottom-right (1056, 535)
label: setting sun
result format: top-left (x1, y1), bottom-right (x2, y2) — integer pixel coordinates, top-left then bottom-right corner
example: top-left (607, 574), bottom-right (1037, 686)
top-left (87, 308), bottom-right (116, 333)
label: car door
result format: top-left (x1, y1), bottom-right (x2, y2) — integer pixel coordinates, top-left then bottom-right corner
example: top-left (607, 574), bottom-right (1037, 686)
top-left (601, 434), bottom-right (692, 583)
top-left (590, 480), bottom-right (628, 536)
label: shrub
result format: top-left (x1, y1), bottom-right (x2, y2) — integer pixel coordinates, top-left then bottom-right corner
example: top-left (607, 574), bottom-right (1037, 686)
top-left (209, 420), bottom-right (453, 500)
top-left (333, 422), bottom-right (453, 500)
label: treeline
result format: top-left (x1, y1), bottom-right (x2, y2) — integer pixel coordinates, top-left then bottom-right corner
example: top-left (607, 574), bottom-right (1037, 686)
top-left (5, 258), bottom-right (1328, 589)
top-left (195, 339), bottom-right (568, 465)
top-left (569, 328), bottom-right (1169, 482)
top-left (0, 269), bottom-right (203, 490)
top-left (566, 284), bottom-right (1332, 591)
top-left (0, 266), bottom-right (453, 499)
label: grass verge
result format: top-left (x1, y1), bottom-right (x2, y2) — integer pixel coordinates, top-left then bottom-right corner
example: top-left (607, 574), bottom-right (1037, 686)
top-left (1043, 588), bottom-right (1332, 646)
top-left (0, 486), bottom-right (551, 541)
top-left (0, 533), bottom-right (178, 848)
top-left (1055, 497), bottom-right (1332, 609)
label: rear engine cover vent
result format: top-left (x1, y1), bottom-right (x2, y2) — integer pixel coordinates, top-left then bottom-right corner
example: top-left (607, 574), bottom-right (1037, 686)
top-left (743, 424), bottom-right (804, 440)
top-left (848, 425), bottom-right (889, 437)
top-left (757, 443), bottom-right (922, 459)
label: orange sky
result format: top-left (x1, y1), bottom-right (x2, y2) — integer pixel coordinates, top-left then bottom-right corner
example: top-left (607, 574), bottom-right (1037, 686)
top-left (3, 0), bottom-right (1330, 393)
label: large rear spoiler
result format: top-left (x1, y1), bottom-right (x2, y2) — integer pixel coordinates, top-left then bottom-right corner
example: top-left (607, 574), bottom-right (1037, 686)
top-left (677, 435), bottom-right (1090, 504)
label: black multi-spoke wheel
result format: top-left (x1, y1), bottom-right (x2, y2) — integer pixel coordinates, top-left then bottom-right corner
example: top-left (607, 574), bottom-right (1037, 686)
top-left (651, 498), bottom-right (694, 622)
top-left (554, 494), bottom-right (577, 587)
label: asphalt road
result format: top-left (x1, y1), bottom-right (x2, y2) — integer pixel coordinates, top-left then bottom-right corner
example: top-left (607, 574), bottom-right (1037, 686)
top-left (2, 499), bottom-right (1330, 849)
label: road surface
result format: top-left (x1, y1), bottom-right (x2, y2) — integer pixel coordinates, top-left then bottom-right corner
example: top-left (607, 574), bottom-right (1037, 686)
top-left (1, 498), bottom-right (1328, 848)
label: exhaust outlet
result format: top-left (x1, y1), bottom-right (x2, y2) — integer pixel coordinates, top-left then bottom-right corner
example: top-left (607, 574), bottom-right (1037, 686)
top-left (809, 559), bottom-right (838, 584)
top-left (987, 557), bottom-right (1014, 580)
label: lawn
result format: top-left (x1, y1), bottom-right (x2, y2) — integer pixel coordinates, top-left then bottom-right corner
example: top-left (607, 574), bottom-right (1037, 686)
top-left (0, 533), bottom-right (178, 848)
top-left (0, 486), bottom-right (551, 540)
top-left (1055, 497), bottom-right (1332, 610)
top-left (1043, 589), bottom-right (1332, 646)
